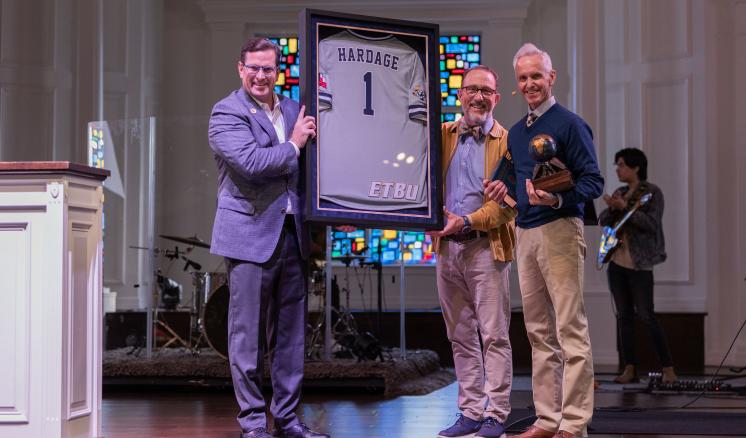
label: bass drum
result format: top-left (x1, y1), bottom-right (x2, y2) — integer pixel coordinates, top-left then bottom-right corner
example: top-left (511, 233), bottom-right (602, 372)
top-left (203, 272), bottom-right (229, 360)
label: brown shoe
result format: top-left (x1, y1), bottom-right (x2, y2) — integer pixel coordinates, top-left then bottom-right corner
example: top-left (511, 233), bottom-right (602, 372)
top-left (662, 366), bottom-right (677, 383)
top-left (553, 431), bottom-right (578, 438)
top-left (512, 425), bottom-right (555, 438)
top-left (613, 364), bottom-right (639, 384)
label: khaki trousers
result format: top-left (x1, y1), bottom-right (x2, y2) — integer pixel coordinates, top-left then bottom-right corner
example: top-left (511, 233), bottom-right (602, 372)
top-left (516, 217), bottom-right (594, 436)
top-left (436, 237), bottom-right (512, 422)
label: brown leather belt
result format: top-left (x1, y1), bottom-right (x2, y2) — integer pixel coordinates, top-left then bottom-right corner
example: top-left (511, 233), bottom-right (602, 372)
top-left (443, 229), bottom-right (486, 244)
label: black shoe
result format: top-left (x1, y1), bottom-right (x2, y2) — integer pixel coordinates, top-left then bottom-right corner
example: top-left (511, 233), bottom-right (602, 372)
top-left (242, 427), bottom-right (273, 438)
top-left (275, 423), bottom-right (330, 438)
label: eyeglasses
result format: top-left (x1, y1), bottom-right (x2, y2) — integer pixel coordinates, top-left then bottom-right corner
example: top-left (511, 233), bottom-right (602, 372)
top-left (241, 63), bottom-right (277, 75)
top-left (461, 85), bottom-right (497, 98)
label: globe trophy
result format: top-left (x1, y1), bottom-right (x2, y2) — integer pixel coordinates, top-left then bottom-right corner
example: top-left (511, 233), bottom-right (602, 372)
top-left (528, 134), bottom-right (575, 193)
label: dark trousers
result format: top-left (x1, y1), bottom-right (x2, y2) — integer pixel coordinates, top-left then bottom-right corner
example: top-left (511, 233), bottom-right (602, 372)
top-left (607, 262), bottom-right (673, 368)
top-left (226, 220), bottom-right (306, 432)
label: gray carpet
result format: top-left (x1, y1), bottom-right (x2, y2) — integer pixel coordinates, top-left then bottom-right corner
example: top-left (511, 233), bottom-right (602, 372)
top-left (103, 348), bottom-right (454, 397)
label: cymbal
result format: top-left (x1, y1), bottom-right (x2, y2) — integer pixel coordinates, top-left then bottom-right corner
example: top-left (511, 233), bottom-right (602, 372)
top-left (129, 245), bottom-right (162, 254)
top-left (160, 234), bottom-right (210, 249)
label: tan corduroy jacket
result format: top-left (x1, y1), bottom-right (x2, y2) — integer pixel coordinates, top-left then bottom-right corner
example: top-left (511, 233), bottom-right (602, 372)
top-left (432, 120), bottom-right (517, 262)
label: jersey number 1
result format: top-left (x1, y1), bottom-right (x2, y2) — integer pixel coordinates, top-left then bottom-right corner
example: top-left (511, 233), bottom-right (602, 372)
top-left (363, 72), bottom-right (374, 116)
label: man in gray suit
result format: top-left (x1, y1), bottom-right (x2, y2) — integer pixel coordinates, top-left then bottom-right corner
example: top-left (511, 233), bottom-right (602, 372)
top-left (208, 37), bottom-right (328, 438)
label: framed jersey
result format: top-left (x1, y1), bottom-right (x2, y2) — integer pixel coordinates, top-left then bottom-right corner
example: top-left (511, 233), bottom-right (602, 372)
top-left (301, 9), bottom-right (443, 230)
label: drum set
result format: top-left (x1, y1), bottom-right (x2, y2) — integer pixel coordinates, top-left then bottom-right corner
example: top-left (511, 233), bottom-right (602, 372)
top-left (133, 233), bottom-right (382, 362)
top-left (305, 254), bottom-right (383, 362)
top-left (134, 234), bottom-right (230, 359)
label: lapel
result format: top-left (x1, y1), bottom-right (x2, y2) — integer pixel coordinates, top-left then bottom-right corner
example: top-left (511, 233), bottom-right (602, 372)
top-left (442, 122), bottom-right (460, 181)
top-left (239, 89), bottom-right (279, 145)
top-left (483, 119), bottom-right (505, 176)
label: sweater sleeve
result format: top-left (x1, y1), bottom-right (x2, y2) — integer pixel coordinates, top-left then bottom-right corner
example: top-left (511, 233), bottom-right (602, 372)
top-left (558, 118), bottom-right (604, 206)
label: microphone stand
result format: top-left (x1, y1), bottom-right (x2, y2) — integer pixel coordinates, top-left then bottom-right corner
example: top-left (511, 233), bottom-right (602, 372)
top-left (361, 240), bottom-right (383, 336)
top-left (376, 239), bottom-right (383, 336)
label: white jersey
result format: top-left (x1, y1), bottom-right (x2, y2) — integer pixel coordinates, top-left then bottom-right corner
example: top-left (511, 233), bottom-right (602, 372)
top-left (318, 30), bottom-right (429, 212)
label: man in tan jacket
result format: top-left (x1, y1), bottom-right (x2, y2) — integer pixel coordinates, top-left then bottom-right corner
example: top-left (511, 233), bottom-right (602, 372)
top-left (431, 65), bottom-right (516, 438)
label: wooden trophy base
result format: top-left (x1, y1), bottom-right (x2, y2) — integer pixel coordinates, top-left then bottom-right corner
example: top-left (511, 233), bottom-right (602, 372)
top-left (532, 158), bottom-right (575, 193)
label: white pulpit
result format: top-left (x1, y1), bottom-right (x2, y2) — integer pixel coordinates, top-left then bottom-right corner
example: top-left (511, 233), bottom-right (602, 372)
top-left (0, 162), bottom-right (108, 438)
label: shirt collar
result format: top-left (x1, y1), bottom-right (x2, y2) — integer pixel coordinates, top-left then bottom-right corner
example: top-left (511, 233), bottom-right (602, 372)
top-left (528, 95), bottom-right (556, 118)
top-left (250, 93), bottom-right (280, 113)
top-left (481, 117), bottom-right (494, 136)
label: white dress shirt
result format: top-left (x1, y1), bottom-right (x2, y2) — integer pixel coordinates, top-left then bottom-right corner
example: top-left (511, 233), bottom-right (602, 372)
top-left (251, 93), bottom-right (300, 214)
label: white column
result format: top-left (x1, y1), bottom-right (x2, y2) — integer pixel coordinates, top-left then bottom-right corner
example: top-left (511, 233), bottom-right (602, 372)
top-left (207, 22), bottom-right (246, 105)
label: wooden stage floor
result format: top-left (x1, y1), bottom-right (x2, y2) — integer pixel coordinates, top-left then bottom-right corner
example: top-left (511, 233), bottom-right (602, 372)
top-left (102, 374), bottom-right (746, 438)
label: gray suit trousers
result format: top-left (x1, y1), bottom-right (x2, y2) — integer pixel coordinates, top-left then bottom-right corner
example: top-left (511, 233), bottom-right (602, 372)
top-left (226, 222), bottom-right (306, 432)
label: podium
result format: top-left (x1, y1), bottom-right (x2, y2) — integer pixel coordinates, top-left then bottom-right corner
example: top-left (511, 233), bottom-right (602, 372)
top-left (0, 162), bottom-right (108, 438)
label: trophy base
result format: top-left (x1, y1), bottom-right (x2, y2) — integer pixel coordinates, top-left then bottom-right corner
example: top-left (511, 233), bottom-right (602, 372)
top-left (532, 158), bottom-right (575, 193)
top-left (533, 170), bottom-right (575, 193)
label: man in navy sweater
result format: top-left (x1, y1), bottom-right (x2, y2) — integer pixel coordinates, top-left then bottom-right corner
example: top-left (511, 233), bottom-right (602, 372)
top-left (486, 43), bottom-right (603, 438)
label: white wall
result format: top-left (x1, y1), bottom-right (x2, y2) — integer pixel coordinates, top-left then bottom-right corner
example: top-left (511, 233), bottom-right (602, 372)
top-left (0, 0), bottom-right (98, 163)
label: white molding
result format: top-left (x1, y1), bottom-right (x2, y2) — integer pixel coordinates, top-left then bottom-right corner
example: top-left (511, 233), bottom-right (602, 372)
top-left (199, 0), bottom-right (530, 25)
top-left (0, 220), bottom-right (31, 424)
top-left (642, 75), bottom-right (693, 284)
top-left (66, 229), bottom-right (93, 420)
top-left (640, 0), bottom-right (692, 63)
top-left (0, 173), bottom-right (104, 437)
top-left (0, 66), bottom-right (70, 89)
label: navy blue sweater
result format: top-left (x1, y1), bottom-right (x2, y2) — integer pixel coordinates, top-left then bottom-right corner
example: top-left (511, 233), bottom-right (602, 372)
top-left (508, 103), bottom-right (604, 229)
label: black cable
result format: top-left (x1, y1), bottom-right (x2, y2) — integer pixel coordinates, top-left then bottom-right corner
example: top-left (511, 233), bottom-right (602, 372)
top-left (504, 413), bottom-right (536, 431)
top-left (679, 317), bottom-right (746, 409)
top-left (591, 318), bottom-right (746, 413)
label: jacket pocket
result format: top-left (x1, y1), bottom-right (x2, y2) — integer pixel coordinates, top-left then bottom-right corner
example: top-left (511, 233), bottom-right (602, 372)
top-left (218, 196), bottom-right (256, 215)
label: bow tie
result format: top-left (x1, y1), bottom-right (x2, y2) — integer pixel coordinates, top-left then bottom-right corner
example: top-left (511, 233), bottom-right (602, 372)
top-left (459, 123), bottom-right (483, 140)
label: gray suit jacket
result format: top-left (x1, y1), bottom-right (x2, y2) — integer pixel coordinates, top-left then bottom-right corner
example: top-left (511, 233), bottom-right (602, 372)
top-left (208, 89), bottom-right (307, 263)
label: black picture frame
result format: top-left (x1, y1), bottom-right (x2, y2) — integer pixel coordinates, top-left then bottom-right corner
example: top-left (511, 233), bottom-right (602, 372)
top-left (300, 9), bottom-right (442, 230)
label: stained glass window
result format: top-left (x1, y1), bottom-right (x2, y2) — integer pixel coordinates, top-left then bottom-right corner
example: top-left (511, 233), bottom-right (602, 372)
top-left (331, 229), bottom-right (436, 265)
top-left (369, 230), bottom-right (436, 265)
top-left (440, 35), bottom-right (481, 108)
top-left (331, 229), bottom-right (367, 259)
top-left (269, 37), bottom-right (300, 102)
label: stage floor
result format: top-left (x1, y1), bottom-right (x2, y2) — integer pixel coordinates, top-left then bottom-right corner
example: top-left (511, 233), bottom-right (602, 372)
top-left (102, 373), bottom-right (746, 437)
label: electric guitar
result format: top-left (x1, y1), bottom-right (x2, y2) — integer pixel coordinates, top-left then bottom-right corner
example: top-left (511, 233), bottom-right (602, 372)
top-left (596, 193), bottom-right (652, 269)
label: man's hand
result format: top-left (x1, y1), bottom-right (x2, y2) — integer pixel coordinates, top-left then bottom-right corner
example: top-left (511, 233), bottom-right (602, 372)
top-left (602, 192), bottom-right (626, 211)
top-left (483, 179), bottom-right (507, 203)
top-left (526, 179), bottom-right (559, 207)
top-left (290, 105), bottom-right (316, 148)
top-left (429, 208), bottom-right (465, 238)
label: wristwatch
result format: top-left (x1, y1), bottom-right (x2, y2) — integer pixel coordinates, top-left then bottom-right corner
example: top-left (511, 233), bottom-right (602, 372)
top-left (461, 215), bottom-right (472, 231)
